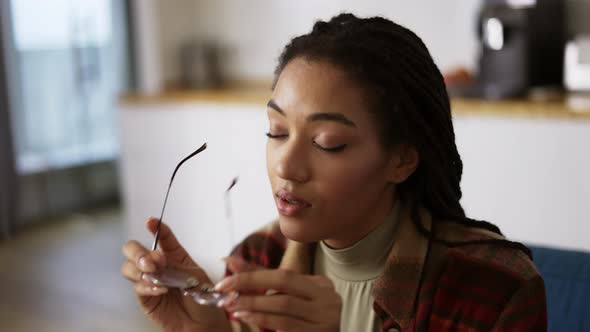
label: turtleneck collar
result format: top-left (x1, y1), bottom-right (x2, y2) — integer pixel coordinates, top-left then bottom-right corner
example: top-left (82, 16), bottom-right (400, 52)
top-left (317, 201), bottom-right (401, 281)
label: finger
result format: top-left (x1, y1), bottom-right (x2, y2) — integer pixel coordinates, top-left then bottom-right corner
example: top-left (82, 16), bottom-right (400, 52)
top-left (146, 217), bottom-right (188, 255)
top-left (134, 281), bottom-right (169, 297)
top-left (215, 270), bottom-right (317, 299)
top-left (121, 260), bottom-right (143, 282)
top-left (150, 250), bottom-right (167, 269)
top-left (222, 256), bottom-right (266, 297)
top-left (226, 294), bottom-right (317, 323)
top-left (308, 274), bottom-right (335, 290)
top-left (232, 310), bottom-right (311, 331)
top-left (223, 256), bottom-right (262, 273)
top-left (122, 260), bottom-right (167, 286)
top-left (122, 240), bottom-right (156, 272)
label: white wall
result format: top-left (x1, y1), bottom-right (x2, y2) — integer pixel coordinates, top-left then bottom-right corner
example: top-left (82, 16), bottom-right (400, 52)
top-left (131, 0), bottom-right (164, 94)
top-left (150, 0), bottom-right (481, 84)
top-left (189, 0), bottom-right (481, 80)
top-left (155, 0), bottom-right (200, 85)
top-left (140, 0), bottom-right (590, 86)
top-left (149, 0), bottom-right (590, 87)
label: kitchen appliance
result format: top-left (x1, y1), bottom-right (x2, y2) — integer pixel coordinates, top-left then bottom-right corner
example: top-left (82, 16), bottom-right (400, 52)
top-left (452, 0), bottom-right (567, 99)
top-left (564, 36), bottom-right (590, 92)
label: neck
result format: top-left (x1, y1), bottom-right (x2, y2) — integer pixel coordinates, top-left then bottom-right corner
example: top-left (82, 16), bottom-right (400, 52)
top-left (324, 189), bottom-right (397, 249)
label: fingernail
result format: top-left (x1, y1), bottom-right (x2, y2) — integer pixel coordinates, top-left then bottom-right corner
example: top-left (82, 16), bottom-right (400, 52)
top-left (214, 276), bottom-right (235, 292)
top-left (217, 292), bottom-right (239, 308)
top-left (139, 257), bottom-right (156, 272)
top-left (151, 286), bottom-right (167, 294)
top-left (144, 285), bottom-right (159, 292)
top-left (227, 291), bottom-right (240, 305)
top-left (216, 298), bottom-right (227, 308)
top-left (233, 311), bottom-right (250, 318)
top-left (265, 288), bottom-right (279, 296)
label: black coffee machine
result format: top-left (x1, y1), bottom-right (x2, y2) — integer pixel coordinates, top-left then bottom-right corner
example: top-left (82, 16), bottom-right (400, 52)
top-left (455, 0), bottom-right (566, 99)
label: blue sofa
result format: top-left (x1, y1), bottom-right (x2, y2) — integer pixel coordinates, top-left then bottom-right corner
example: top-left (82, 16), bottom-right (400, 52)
top-left (529, 246), bottom-right (590, 331)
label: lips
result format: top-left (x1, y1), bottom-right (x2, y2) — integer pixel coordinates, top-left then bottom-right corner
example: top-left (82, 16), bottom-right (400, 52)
top-left (275, 189), bottom-right (311, 216)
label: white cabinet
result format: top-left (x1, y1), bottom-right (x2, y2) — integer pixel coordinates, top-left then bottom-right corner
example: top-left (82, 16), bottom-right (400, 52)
top-left (455, 115), bottom-right (590, 252)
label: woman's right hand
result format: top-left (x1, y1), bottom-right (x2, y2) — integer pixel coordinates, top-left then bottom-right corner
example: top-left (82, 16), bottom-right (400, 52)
top-left (121, 217), bottom-right (232, 332)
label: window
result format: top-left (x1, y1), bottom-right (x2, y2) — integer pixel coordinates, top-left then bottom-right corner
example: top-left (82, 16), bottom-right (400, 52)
top-left (5, 0), bottom-right (131, 174)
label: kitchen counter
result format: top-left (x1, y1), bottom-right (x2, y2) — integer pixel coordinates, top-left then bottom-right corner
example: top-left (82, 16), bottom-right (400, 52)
top-left (120, 86), bottom-right (271, 106)
top-left (451, 97), bottom-right (590, 120)
top-left (120, 87), bottom-right (590, 120)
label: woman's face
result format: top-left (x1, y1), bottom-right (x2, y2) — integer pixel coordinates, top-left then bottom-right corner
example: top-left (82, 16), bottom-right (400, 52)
top-left (266, 57), bottom-right (398, 249)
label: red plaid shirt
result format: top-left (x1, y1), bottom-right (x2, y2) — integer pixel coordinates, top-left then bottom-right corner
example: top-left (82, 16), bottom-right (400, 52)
top-left (225, 205), bottom-right (547, 332)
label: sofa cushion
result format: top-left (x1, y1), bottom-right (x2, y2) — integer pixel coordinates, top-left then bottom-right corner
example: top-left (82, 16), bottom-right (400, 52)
top-left (529, 246), bottom-right (590, 332)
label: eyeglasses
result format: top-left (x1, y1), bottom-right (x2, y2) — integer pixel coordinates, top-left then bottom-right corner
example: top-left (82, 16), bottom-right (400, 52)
top-left (145, 142), bottom-right (238, 306)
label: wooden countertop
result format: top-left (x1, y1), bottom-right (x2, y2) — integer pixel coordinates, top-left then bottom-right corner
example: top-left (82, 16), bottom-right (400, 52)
top-left (450, 97), bottom-right (590, 120)
top-left (120, 87), bottom-right (590, 120)
top-left (120, 85), bottom-right (271, 106)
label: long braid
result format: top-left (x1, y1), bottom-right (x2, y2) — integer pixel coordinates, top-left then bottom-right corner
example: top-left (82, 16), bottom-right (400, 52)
top-left (274, 13), bottom-right (530, 257)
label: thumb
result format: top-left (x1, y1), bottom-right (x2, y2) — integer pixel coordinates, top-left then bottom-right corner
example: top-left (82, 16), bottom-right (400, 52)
top-left (146, 217), bottom-right (186, 254)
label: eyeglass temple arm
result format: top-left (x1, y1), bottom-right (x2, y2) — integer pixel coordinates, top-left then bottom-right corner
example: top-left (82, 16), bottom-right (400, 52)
top-left (151, 142), bottom-right (208, 251)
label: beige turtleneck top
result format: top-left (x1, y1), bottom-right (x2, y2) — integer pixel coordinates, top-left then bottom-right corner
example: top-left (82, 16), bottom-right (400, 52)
top-left (313, 202), bottom-right (401, 332)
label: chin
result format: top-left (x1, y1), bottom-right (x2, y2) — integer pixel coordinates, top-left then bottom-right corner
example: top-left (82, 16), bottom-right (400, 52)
top-left (278, 217), bottom-right (322, 243)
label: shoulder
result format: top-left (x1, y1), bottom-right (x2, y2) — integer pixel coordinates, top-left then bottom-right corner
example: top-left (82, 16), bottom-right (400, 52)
top-left (436, 220), bottom-right (542, 282)
top-left (426, 221), bottom-right (547, 329)
top-left (429, 220), bottom-right (545, 310)
top-left (229, 220), bottom-right (287, 269)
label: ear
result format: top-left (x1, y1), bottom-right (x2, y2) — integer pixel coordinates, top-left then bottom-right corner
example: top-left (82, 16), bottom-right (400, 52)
top-left (386, 144), bottom-right (419, 184)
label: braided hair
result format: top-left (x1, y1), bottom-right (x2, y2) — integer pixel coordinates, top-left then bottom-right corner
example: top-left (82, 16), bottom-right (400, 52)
top-left (273, 13), bottom-right (530, 255)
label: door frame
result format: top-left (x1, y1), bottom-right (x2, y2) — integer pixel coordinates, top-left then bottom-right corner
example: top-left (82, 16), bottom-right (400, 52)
top-left (0, 0), bottom-right (18, 240)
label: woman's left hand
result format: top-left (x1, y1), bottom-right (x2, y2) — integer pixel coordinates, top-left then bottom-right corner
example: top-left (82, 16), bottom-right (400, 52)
top-left (215, 266), bottom-right (341, 332)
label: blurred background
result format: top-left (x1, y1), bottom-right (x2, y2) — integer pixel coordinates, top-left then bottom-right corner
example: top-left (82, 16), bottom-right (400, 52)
top-left (1, 0), bottom-right (589, 331)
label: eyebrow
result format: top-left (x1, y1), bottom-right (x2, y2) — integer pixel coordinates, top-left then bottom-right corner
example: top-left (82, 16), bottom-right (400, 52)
top-left (266, 99), bottom-right (357, 128)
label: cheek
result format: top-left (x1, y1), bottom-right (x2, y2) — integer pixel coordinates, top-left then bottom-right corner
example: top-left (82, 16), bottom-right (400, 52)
top-left (266, 142), bottom-right (274, 179)
top-left (266, 141), bottom-right (282, 191)
top-left (316, 154), bottom-right (386, 204)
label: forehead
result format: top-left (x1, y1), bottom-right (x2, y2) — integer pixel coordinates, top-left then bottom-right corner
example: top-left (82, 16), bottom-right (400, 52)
top-left (271, 58), bottom-right (373, 123)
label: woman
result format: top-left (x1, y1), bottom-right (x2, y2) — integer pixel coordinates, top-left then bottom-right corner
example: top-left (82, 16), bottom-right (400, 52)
top-left (122, 13), bottom-right (547, 332)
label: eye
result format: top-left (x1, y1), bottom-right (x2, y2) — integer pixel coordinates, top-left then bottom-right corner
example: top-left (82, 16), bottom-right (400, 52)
top-left (265, 132), bottom-right (288, 139)
top-left (313, 141), bottom-right (347, 153)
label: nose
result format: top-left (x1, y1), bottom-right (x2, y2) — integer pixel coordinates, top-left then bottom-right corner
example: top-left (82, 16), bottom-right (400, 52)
top-left (273, 138), bottom-right (311, 183)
